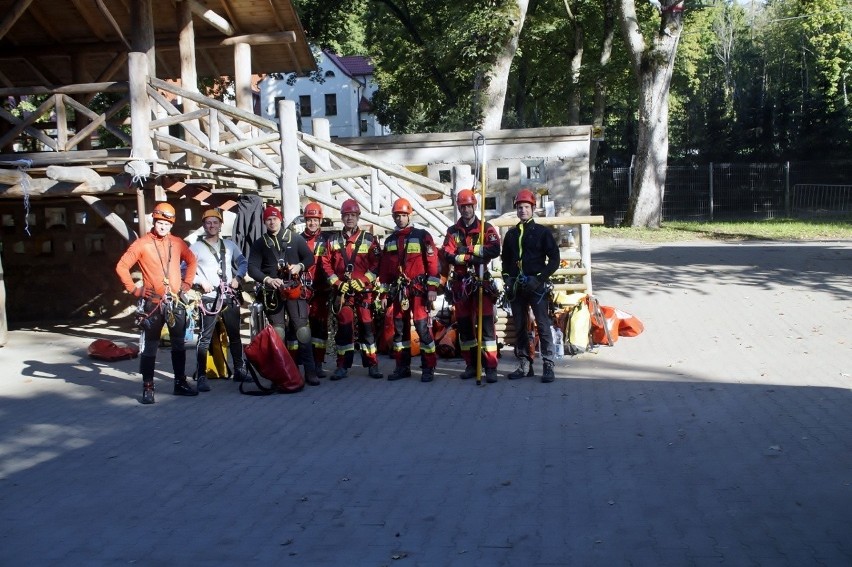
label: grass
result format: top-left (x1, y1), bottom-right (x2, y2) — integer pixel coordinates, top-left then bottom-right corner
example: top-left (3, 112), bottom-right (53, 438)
top-left (591, 218), bottom-right (852, 242)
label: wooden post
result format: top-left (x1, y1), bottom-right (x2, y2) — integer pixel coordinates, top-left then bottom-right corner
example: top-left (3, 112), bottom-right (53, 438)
top-left (278, 99), bottom-right (300, 224)
top-left (234, 43), bottom-right (253, 114)
top-left (130, 0), bottom-right (156, 235)
top-left (178, 0), bottom-right (201, 168)
top-left (580, 223), bottom-right (592, 295)
top-left (312, 118), bottom-right (332, 200)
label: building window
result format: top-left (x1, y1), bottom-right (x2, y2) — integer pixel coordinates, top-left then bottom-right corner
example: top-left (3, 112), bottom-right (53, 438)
top-left (360, 119), bottom-right (368, 133)
top-left (325, 94), bottom-right (337, 116)
top-left (273, 96), bottom-right (286, 117)
top-left (523, 159), bottom-right (545, 182)
top-left (497, 167), bottom-right (509, 180)
top-left (484, 196), bottom-right (498, 211)
top-left (299, 95), bottom-right (312, 117)
top-left (439, 169), bottom-right (451, 183)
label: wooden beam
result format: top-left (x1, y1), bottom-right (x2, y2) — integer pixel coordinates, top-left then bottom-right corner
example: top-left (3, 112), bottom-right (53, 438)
top-left (81, 195), bottom-right (137, 242)
top-left (69, 0), bottom-right (111, 41)
top-left (298, 167), bottom-right (372, 186)
top-left (0, 0), bottom-right (35, 41)
top-left (150, 77), bottom-right (275, 130)
top-left (0, 175), bottom-right (134, 197)
top-left (46, 165), bottom-right (102, 185)
top-left (27, 3), bottom-right (63, 43)
top-left (187, 0), bottom-right (235, 36)
top-left (488, 215), bottom-right (604, 227)
top-left (0, 168), bottom-right (32, 185)
top-left (219, 31), bottom-right (296, 46)
top-left (94, 0), bottom-right (131, 50)
top-left (0, 82), bottom-right (126, 97)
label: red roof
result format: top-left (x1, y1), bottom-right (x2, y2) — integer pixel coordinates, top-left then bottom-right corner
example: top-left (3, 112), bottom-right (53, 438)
top-left (324, 50), bottom-right (374, 78)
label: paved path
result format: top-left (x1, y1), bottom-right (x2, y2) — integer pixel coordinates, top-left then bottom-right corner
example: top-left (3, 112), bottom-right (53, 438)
top-left (1, 239), bottom-right (850, 566)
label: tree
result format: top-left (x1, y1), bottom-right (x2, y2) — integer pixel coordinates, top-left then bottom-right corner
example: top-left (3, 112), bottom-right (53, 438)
top-left (618, 0), bottom-right (685, 228)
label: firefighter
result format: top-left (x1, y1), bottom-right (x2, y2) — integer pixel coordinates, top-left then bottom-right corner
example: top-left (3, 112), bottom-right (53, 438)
top-left (501, 188), bottom-right (561, 383)
top-left (378, 198), bottom-right (441, 382)
top-left (115, 202), bottom-right (198, 404)
top-left (247, 205), bottom-right (319, 385)
top-left (301, 202), bottom-right (334, 379)
top-left (190, 209), bottom-right (249, 391)
top-left (440, 189), bottom-right (501, 383)
top-left (319, 198), bottom-right (383, 380)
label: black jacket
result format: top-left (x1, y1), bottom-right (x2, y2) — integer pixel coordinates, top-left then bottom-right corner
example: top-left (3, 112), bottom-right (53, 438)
top-left (501, 219), bottom-right (560, 279)
top-left (247, 229), bottom-right (314, 281)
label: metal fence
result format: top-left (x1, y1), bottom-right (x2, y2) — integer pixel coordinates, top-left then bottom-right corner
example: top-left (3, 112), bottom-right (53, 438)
top-left (591, 161), bottom-right (852, 225)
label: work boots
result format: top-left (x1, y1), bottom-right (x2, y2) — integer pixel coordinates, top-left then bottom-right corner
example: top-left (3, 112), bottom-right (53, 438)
top-left (507, 358), bottom-right (533, 380)
top-left (368, 365), bottom-right (383, 379)
top-left (141, 381), bottom-right (155, 405)
top-left (420, 368), bottom-right (435, 383)
top-left (233, 363), bottom-right (251, 383)
top-left (388, 366), bottom-right (412, 381)
top-left (173, 377), bottom-right (199, 396)
top-left (315, 364), bottom-right (328, 378)
top-left (459, 365), bottom-right (476, 380)
top-left (305, 370), bottom-right (320, 386)
top-left (485, 368), bottom-right (498, 384)
top-left (541, 361), bottom-right (555, 383)
top-left (331, 367), bottom-right (348, 381)
top-left (196, 374), bottom-right (211, 392)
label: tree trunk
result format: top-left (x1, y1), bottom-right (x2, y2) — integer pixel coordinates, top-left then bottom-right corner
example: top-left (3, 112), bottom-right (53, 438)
top-left (481, 0), bottom-right (530, 130)
top-left (590, 0), bottom-right (616, 169)
top-left (619, 0), bottom-right (683, 228)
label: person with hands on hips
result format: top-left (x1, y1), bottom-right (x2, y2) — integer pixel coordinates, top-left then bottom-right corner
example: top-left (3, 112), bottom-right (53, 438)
top-left (319, 198), bottom-right (383, 380)
top-left (190, 209), bottom-right (249, 391)
top-left (115, 202), bottom-right (199, 404)
top-left (247, 205), bottom-right (318, 385)
top-left (500, 188), bottom-right (561, 383)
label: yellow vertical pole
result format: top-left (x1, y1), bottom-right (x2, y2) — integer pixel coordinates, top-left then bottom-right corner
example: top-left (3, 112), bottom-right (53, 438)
top-left (475, 143), bottom-right (487, 386)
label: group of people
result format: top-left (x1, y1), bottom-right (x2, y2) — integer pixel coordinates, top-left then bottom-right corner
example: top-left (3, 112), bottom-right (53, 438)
top-left (115, 188), bottom-right (561, 405)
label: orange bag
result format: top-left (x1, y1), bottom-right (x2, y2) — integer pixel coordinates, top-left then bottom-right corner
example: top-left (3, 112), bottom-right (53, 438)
top-left (243, 325), bottom-right (304, 394)
top-left (588, 297), bottom-right (618, 346)
top-left (615, 309), bottom-right (644, 337)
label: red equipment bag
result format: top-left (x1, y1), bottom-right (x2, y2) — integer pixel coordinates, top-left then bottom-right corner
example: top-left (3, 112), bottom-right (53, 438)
top-left (242, 325), bottom-right (304, 394)
top-left (587, 297), bottom-right (618, 346)
top-left (87, 339), bottom-right (139, 361)
top-left (615, 308), bottom-right (644, 337)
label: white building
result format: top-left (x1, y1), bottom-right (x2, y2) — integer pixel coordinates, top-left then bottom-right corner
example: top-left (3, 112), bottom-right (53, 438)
top-left (259, 49), bottom-right (390, 138)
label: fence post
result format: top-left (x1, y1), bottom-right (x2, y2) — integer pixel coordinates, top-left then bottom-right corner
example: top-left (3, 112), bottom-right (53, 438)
top-left (709, 162), bottom-right (714, 221)
top-left (784, 161), bottom-right (791, 217)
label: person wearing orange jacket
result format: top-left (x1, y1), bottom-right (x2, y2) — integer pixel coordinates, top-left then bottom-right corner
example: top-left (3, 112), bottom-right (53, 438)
top-left (115, 202), bottom-right (199, 404)
top-left (319, 198), bottom-right (383, 380)
top-left (440, 189), bottom-right (502, 383)
top-left (300, 202), bottom-right (334, 379)
top-left (378, 198), bottom-right (441, 382)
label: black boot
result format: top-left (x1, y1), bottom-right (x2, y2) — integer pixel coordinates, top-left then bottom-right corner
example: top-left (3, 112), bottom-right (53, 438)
top-left (139, 356), bottom-right (157, 404)
top-left (420, 368), bottom-right (434, 383)
top-left (508, 358), bottom-right (533, 380)
top-left (141, 381), bottom-right (155, 404)
top-left (459, 365), bottom-right (476, 380)
top-left (173, 377), bottom-right (198, 396)
top-left (388, 366), bottom-right (411, 381)
top-left (542, 361), bottom-right (555, 383)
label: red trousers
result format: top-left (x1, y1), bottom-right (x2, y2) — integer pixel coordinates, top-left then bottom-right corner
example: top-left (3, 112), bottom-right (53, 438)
top-left (334, 292), bottom-right (378, 369)
top-left (452, 282), bottom-right (498, 370)
top-left (392, 293), bottom-right (436, 369)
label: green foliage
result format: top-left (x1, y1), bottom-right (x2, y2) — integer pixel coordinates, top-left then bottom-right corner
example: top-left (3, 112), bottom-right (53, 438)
top-left (593, 218), bottom-right (852, 242)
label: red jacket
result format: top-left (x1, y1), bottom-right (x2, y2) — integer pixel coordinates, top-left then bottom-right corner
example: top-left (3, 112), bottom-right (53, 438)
top-left (440, 218), bottom-right (500, 278)
top-left (378, 226), bottom-right (440, 292)
top-left (320, 228), bottom-right (380, 288)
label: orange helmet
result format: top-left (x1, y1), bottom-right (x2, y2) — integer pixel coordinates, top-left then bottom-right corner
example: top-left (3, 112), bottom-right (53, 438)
top-left (392, 198), bottom-right (413, 215)
top-left (152, 202), bottom-right (176, 224)
top-left (514, 188), bottom-right (537, 207)
top-left (202, 209), bottom-right (222, 222)
top-left (341, 198), bottom-right (361, 215)
top-left (456, 189), bottom-right (476, 207)
top-left (303, 202), bottom-right (323, 219)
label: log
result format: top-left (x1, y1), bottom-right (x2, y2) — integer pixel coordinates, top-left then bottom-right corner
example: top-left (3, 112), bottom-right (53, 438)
top-left (0, 175), bottom-right (132, 197)
top-left (80, 195), bottom-right (137, 242)
top-left (0, 168), bottom-right (31, 185)
top-left (46, 165), bottom-right (101, 185)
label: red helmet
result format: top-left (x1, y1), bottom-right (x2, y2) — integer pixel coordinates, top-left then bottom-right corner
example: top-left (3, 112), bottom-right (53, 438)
top-left (514, 188), bottom-right (537, 207)
top-left (456, 189), bottom-right (476, 207)
top-left (341, 198), bottom-right (361, 215)
top-left (392, 198), bottom-right (413, 215)
top-left (152, 202), bottom-right (176, 224)
top-left (303, 202), bottom-right (323, 219)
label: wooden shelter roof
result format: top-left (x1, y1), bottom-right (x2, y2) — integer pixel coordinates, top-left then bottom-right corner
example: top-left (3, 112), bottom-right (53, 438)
top-left (0, 0), bottom-right (316, 88)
